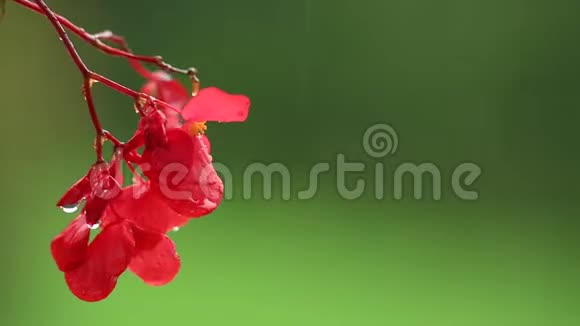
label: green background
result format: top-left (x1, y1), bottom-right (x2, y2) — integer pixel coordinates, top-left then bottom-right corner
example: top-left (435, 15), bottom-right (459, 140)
top-left (1, 0), bottom-right (579, 324)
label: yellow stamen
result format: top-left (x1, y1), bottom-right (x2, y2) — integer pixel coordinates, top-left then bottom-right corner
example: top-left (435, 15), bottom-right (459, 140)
top-left (188, 121), bottom-right (207, 135)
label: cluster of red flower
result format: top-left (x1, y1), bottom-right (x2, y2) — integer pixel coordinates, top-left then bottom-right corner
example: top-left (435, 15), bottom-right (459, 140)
top-left (51, 71), bottom-right (250, 302)
top-left (8, 0), bottom-right (250, 302)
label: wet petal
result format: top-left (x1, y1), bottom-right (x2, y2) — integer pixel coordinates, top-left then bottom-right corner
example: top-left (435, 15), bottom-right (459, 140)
top-left (64, 221), bottom-right (135, 302)
top-left (83, 197), bottom-right (109, 227)
top-left (51, 214), bottom-right (90, 272)
top-left (159, 136), bottom-right (223, 217)
top-left (56, 175), bottom-right (90, 208)
top-left (182, 87), bottom-right (250, 122)
top-left (87, 163), bottom-right (122, 200)
top-left (83, 175), bottom-right (122, 226)
top-left (129, 227), bottom-right (180, 286)
top-left (110, 183), bottom-right (189, 233)
top-left (141, 128), bottom-right (194, 186)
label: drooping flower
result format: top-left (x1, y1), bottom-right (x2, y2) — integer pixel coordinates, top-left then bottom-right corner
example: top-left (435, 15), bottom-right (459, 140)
top-left (51, 208), bottom-right (181, 302)
top-left (52, 70), bottom-right (250, 302)
top-left (131, 72), bottom-right (251, 221)
top-left (114, 107), bottom-right (223, 230)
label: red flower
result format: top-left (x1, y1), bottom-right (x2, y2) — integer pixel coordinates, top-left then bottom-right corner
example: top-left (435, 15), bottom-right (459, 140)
top-left (51, 211), bottom-right (180, 302)
top-left (51, 71), bottom-right (250, 302)
top-left (129, 72), bottom-right (250, 224)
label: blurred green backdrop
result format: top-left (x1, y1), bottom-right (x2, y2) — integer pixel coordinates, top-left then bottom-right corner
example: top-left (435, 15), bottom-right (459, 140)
top-left (1, 0), bottom-right (579, 325)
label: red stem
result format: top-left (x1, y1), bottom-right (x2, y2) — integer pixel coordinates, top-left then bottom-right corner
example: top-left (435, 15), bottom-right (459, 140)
top-left (12, 0), bottom-right (193, 76)
top-left (14, 0), bottom-right (192, 110)
top-left (29, 0), bottom-right (88, 74)
top-left (102, 130), bottom-right (123, 147)
top-left (21, 0), bottom-right (181, 111)
top-left (32, 0), bottom-right (106, 161)
top-left (91, 31), bottom-right (156, 80)
top-left (17, 0), bottom-right (187, 164)
top-left (90, 73), bottom-right (180, 116)
top-left (20, 0), bottom-right (184, 154)
top-left (82, 79), bottom-right (104, 160)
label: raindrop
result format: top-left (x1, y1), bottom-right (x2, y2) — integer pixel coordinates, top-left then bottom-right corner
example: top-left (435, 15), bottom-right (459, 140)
top-left (87, 222), bottom-right (101, 230)
top-left (172, 227), bottom-right (180, 232)
top-left (60, 204), bottom-right (79, 214)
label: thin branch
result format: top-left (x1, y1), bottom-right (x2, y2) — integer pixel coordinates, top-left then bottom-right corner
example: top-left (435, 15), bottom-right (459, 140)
top-left (31, 0), bottom-right (88, 75)
top-left (18, 0), bottom-right (188, 162)
top-left (13, 0), bottom-right (196, 76)
top-left (102, 130), bottom-right (123, 147)
top-left (32, 0), bottom-right (106, 161)
top-left (82, 79), bottom-right (104, 160)
top-left (92, 30), bottom-right (154, 79)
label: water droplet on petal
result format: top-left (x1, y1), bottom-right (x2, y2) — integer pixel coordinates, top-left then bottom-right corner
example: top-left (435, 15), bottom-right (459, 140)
top-left (60, 204), bottom-right (79, 214)
top-left (172, 227), bottom-right (180, 232)
top-left (87, 222), bottom-right (101, 230)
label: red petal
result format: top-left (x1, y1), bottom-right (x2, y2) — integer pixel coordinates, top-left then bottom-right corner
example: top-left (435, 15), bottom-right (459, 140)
top-left (64, 222), bottom-right (135, 302)
top-left (56, 175), bottom-right (90, 208)
top-left (182, 87), bottom-right (250, 122)
top-left (51, 214), bottom-right (90, 272)
top-left (157, 79), bottom-right (189, 110)
top-left (98, 205), bottom-right (123, 228)
top-left (87, 164), bottom-right (122, 201)
top-left (157, 135), bottom-right (223, 217)
top-left (83, 197), bottom-right (109, 226)
top-left (110, 183), bottom-right (189, 233)
top-left (164, 109), bottom-right (183, 129)
top-left (84, 174), bottom-right (122, 226)
top-left (140, 110), bottom-right (168, 149)
top-left (141, 71), bottom-right (188, 129)
top-left (129, 227), bottom-right (180, 286)
top-left (140, 128), bottom-right (194, 185)
top-left (141, 71), bottom-right (189, 110)
top-left (200, 135), bottom-right (211, 154)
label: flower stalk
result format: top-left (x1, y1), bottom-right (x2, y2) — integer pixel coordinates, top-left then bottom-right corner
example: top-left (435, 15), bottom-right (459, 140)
top-left (13, 0), bottom-right (197, 161)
